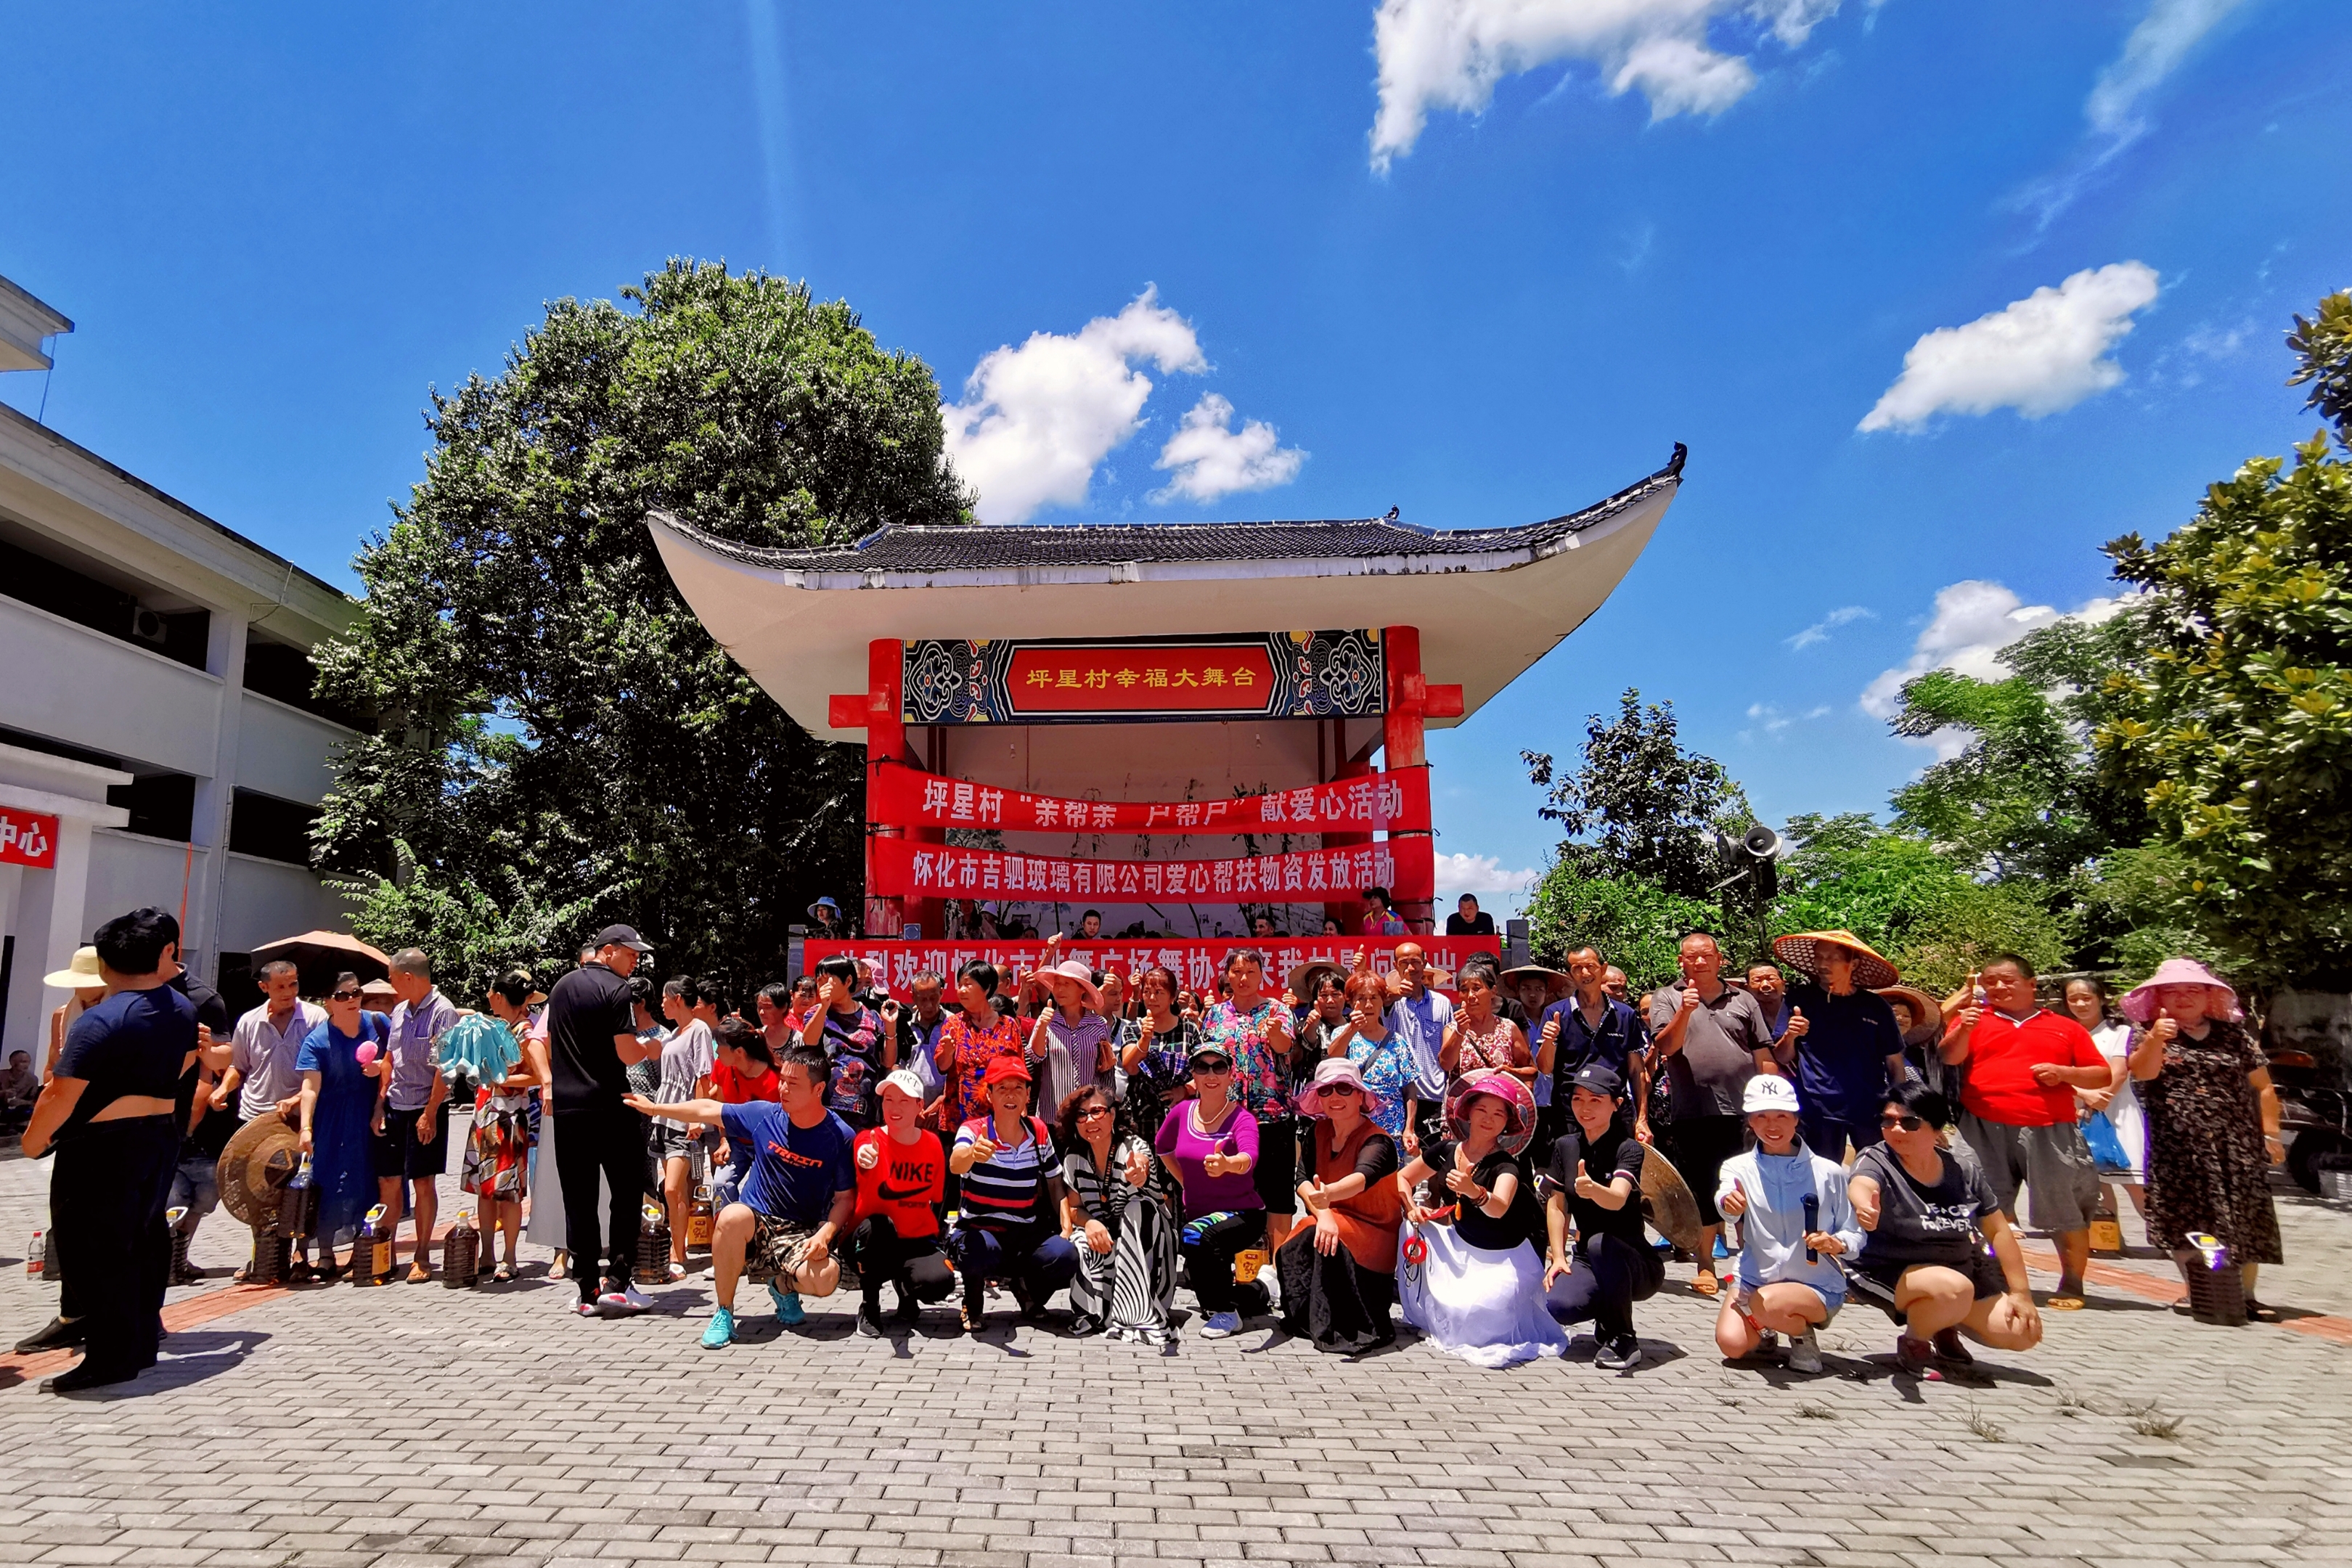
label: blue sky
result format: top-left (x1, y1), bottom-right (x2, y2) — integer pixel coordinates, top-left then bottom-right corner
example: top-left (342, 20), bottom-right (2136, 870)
top-left (4, 1), bottom-right (2346, 912)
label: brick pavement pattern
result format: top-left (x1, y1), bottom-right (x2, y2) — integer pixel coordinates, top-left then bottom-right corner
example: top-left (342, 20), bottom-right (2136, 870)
top-left (3, 1153), bottom-right (2348, 1568)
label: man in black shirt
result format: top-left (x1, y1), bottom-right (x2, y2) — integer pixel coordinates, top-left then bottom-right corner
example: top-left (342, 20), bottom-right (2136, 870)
top-left (163, 934), bottom-right (234, 1285)
top-left (545, 923), bottom-right (661, 1316)
top-left (1541, 1063), bottom-right (1663, 1371)
top-left (1443, 894), bottom-right (1496, 937)
top-left (16, 907), bottom-right (197, 1392)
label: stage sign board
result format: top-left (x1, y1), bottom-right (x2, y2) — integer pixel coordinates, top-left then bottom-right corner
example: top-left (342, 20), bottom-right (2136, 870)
top-left (0, 809), bottom-right (58, 869)
top-left (871, 761), bottom-right (1430, 835)
top-left (900, 631), bottom-right (1386, 725)
top-left (808, 936), bottom-right (1500, 1003)
top-left (873, 836), bottom-right (1432, 904)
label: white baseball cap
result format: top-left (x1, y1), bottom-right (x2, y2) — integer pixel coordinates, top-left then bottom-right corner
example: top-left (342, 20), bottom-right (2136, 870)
top-left (1742, 1074), bottom-right (1801, 1116)
top-left (878, 1069), bottom-right (926, 1101)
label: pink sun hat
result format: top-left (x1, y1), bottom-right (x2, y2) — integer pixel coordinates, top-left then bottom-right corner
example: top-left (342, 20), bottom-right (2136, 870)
top-left (2119, 957), bottom-right (2242, 1025)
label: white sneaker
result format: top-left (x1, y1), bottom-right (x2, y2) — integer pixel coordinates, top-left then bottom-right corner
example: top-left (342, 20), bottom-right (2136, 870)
top-left (615, 1286), bottom-right (653, 1315)
top-left (571, 1300), bottom-right (600, 1318)
top-left (1199, 1311), bottom-right (1242, 1338)
top-left (1789, 1327), bottom-right (1824, 1374)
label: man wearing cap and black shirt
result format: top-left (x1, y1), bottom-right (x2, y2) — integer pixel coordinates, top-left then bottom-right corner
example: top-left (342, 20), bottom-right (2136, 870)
top-left (545, 923), bottom-right (661, 1316)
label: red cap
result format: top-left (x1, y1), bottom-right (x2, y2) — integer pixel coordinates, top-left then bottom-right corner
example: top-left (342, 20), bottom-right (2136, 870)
top-left (981, 1055), bottom-right (1032, 1087)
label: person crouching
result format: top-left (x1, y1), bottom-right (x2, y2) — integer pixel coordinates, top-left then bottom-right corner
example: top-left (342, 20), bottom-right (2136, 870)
top-left (1541, 1063), bottom-right (1663, 1371)
top-left (947, 1055), bottom-right (1079, 1334)
top-left (625, 1041), bottom-right (854, 1347)
top-left (846, 1070), bottom-right (954, 1336)
top-left (1713, 1074), bottom-right (1862, 1375)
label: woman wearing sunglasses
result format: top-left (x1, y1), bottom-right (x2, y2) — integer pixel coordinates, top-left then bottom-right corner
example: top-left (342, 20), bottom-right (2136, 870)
top-left (1058, 1084), bottom-right (1179, 1343)
top-left (1153, 1040), bottom-right (1264, 1339)
top-left (293, 971), bottom-right (391, 1282)
top-left (1275, 1058), bottom-right (1402, 1347)
top-left (1846, 1080), bottom-right (2043, 1376)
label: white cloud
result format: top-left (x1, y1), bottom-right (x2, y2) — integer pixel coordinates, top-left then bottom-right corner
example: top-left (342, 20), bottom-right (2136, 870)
top-left (1435, 852), bottom-right (1542, 907)
top-left (1739, 701), bottom-right (1832, 742)
top-left (1785, 604), bottom-right (1875, 650)
top-left (942, 287), bottom-right (1207, 524)
top-left (1368, 0), bottom-right (1855, 171)
top-left (1151, 394), bottom-right (1307, 503)
top-left (1861, 579), bottom-right (2131, 756)
top-left (1858, 262), bottom-right (2160, 432)
top-left (2086, 0), bottom-right (2250, 137)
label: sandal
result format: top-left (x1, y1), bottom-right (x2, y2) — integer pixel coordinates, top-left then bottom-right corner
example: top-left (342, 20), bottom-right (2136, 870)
top-left (1691, 1270), bottom-right (1720, 1297)
top-left (960, 1302), bottom-right (984, 1335)
top-left (2045, 1292), bottom-right (2086, 1311)
top-left (666, 1261), bottom-right (689, 1283)
top-left (2247, 1299), bottom-right (2282, 1323)
top-left (407, 1262), bottom-right (432, 1285)
top-left (547, 1253), bottom-right (568, 1282)
top-left (491, 1263), bottom-right (515, 1284)
top-left (285, 1259), bottom-right (316, 1285)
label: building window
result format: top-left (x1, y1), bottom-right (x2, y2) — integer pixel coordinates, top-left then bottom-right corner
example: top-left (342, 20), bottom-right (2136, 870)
top-left (228, 788), bottom-right (319, 866)
top-left (107, 772), bottom-right (197, 841)
top-left (242, 637), bottom-right (372, 730)
top-left (0, 536), bottom-right (211, 671)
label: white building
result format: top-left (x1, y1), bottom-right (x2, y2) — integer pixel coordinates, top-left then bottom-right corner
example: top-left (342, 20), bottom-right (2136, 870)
top-left (0, 274), bottom-right (357, 1061)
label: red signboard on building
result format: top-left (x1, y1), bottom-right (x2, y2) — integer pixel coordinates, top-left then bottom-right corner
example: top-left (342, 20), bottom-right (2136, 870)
top-left (898, 630), bottom-right (1387, 726)
top-left (0, 809), bottom-right (58, 869)
top-left (872, 836), bottom-right (1433, 904)
top-left (870, 761), bottom-right (1431, 835)
top-left (1005, 642), bottom-right (1279, 716)
top-left (807, 936), bottom-right (1500, 1003)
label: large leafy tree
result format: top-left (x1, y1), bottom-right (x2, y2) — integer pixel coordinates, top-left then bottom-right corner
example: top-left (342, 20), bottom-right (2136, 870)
top-left (2095, 290), bottom-right (2352, 989)
top-left (1522, 689), bottom-right (1749, 899)
top-left (311, 261), bottom-right (972, 1000)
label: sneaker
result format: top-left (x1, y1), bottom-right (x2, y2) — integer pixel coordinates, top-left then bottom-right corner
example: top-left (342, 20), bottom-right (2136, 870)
top-left (891, 1293), bottom-right (921, 1326)
top-left (1788, 1327), bottom-right (1824, 1375)
top-left (855, 1305), bottom-right (885, 1337)
top-left (1712, 1236), bottom-right (1731, 1260)
top-left (1895, 1334), bottom-right (1940, 1379)
top-left (1594, 1334), bottom-right (1642, 1371)
top-left (1068, 1314), bottom-right (1104, 1339)
top-left (572, 1300), bottom-right (600, 1318)
top-left (700, 1307), bottom-right (736, 1349)
top-left (597, 1286), bottom-right (653, 1316)
top-left (1930, 1328), bottom-right (1976, 1366)
top-left (1199, 1311), bottom-right (1242, 1339)
top-left (769, 1285), bottom-right (805, 1326)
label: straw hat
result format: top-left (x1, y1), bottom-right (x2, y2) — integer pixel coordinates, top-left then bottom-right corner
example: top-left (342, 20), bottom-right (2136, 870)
top-left (1773, 929), bottom-right (1900, 990)
top-left (1876, 984), bottom-right (1945, 1050)
top-left (1442, 1068), bottom-right (1538, 1156)
top-left (2120, 957), bottom-right (2241, 1025)
top-left (42, 946), bottom-right (105, 992)
top-left (1500, 963), bottom-right (1572, 1000)
top-left (1286, 959), bottom-right (1345, 1007)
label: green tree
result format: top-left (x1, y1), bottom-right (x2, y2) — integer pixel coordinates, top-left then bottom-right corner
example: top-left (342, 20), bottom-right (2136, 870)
top-left (311, 261), bottom-right (972, 1000)
top-left (2095, 290), bottom-right (2352, 988)
top-left (1522, 689), bottom-right (1749, 899)
top-left (1521, 867), bottom-right (1725, 990)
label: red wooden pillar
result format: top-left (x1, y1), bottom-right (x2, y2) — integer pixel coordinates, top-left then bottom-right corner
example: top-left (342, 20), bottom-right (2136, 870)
top-left (1381, 624), bottom-right (1434, 936)
top-left (863, 639), bottom-right (907, 939)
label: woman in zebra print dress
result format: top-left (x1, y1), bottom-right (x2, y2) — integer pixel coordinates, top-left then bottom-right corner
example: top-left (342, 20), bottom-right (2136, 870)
top-left (1058, 1084), bottom-right (1180, 1345)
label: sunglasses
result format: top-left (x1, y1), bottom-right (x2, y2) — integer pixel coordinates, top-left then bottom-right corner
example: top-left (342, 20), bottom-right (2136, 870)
top-left (330, 989), bottom-right (364, 1002)
top-left (1314, 1082), bottom-right (1360, 1098)
top-left (1077, 1105), bottom-right (1113, 1119)
top-left (1192, 1059), bottom-right (1232, 1074)
top-left (1879, 1112), bottom-right (1926, 1132)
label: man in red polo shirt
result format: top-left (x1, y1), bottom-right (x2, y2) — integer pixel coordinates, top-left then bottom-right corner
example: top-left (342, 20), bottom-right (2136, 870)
top-left (1940, 952), bottom-right (2108, 1310)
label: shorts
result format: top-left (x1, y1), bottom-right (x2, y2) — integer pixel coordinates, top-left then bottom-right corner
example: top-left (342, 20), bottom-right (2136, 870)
top-left (1731, 1274), bottom-right (1842, 1320)
top-left (1663, 1114), bottom-right (1748, 1226)
top-left (750, 1213), bottom-right (826, 1281)
top-left (650, 1119), bottom-right (706, 1168)
top-left (372, 1102), bottom-right (450, 1180)
top-left (1956, 1111), bottom-right (2099, 1233)
top-left (1252, 1114), bottom-right (1299, 1214)
top-left (1846, 1246), bottom-right (2007, 1320)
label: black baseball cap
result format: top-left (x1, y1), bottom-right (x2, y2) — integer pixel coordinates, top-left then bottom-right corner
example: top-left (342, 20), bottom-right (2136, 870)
top-left (592, 923), bottom-right (654, 955)
top-left (1570, 1063), bottom-right (1624, 1099)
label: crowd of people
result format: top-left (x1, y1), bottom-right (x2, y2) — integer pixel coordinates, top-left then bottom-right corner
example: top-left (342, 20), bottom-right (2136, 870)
top-left (10, 901), bottom-right (2290, 1397)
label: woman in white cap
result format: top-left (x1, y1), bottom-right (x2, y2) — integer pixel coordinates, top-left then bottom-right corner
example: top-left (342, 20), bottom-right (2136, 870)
top-left (1541, 1063), bottom-right (1662, 1371)
top-left (846, 1069), bottom-right (953, 1335)
top-left (2123, 958), bottom-right (2284, 1318)
top-left (1713, 1074), bottom-right (1862, 1375)
top-left (1395, 1069), bottom-right (1566, 1368)
top-left (1058, 1080), bottom-right (1179, 1343)
top-left (1277, 1057), bottom-right (1403, 1347)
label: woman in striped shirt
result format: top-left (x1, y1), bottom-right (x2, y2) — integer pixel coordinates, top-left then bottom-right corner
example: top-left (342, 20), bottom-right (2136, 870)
top-left (947, 1055), bottom-right (1079, 1335)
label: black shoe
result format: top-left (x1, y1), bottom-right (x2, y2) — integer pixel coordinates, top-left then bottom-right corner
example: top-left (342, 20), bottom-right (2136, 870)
top-left (856, 1305), bottom-right (885, 1338)
top-left (892, 1290), bottom-right (921, 1326)
top-left (1595, 1334), bottom-right (1643, 1371)
top-left (15, 1316), bottom-right (88, 1354)
top-left (43, 1360), bottom-right (138, 1394)
top-left (1364, 1324), bottom-right (1397, 1349)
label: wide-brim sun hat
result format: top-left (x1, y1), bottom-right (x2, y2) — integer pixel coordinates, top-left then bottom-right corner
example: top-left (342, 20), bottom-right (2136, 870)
top-left (1294, 1055), bottom-right (1381, 1119)
top-left (42, 945), bottom-right (103, 991)
top-left (2120, 957), bottom-right (2242, 1025)
top-left (1875, 984), bottom-right (1945, 1050)
top-left (1773, 929), bottom-right (1900, 991)
top-left (1442, 1068), bottom-right (1538, 1156)
top-left (1500, 963), bottom-right (1572, 1000)
top-left (1040, 958), bottom-right (1102, 1011)
top-left (1286, 959), bottom-right (1344, 1007)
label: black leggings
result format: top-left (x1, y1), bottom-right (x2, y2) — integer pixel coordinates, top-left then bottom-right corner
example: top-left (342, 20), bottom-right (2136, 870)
top-left (1274, 1229), bottom-right (1395, 1339)
top-left (52, 1116), bottom-right (179, 1375)
top-left (1180, 1209), bottom-right (1261, 1314)
top-left (1545, 1231), bottom-right (1664, 1342)
top-left (552, 1103), bottom-right (645, 1302)
top-left (849, 1215), bottom-right (955, 1308)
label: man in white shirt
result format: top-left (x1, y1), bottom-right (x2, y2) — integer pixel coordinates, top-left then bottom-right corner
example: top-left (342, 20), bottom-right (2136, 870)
top-left (216, 960), bottom-right (321, 1127)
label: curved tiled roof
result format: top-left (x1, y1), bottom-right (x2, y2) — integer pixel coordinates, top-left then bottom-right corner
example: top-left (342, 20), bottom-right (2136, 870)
top-left (656, 444), bottom-right (1685, 576)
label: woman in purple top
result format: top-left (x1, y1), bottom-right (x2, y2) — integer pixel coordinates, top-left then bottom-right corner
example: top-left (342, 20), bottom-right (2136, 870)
top-left (1154, 1039), bottom-right (1262, 1339)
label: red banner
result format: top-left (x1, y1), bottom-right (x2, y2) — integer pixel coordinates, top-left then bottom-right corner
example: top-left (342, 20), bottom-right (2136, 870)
top-left (871, 835), bottom-right (1432, 903)
top-left (0, 809), bottom-right (57, 869)
top-left (808, 936), bottom-right (1500, 1003)
top-left (870, 761), bottom-right (1430, 836)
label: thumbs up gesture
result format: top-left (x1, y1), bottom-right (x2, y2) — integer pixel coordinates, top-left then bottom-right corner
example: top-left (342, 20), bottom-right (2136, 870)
top-left (1783, 1005), bottom-right (1810, 1042)
top-left (1571, 1159), bottom-right (1605, 1201)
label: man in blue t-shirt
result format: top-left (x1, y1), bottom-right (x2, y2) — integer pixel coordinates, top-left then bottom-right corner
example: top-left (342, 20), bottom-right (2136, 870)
top-left (1536, 947), bottom-right (1651, 1143)
top-left (1772, 934), bottom-right (1910, 1160)
top-left (628, 1040), bottom-right (854, 1349)
top-left (15, 907), bottom-right (196, 1392)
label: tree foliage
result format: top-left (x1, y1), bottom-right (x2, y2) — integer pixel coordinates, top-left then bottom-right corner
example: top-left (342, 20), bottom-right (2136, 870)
top-left (1522, 867), bottom-right (1726, 991)
top-left (2095, 291), bottom-right (2352, 988)
top-left (309, 261), bottom-right (971, 1001)
top-left (1522, 689), bottom-right (1749, 899)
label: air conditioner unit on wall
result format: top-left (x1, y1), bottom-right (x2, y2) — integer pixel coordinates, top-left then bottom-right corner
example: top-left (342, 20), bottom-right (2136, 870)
top-left (131, 608), bottom-right (168, 645)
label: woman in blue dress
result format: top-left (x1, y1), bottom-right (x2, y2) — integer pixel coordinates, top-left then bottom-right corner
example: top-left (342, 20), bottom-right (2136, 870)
top-left (1327, 971), bottom-right (1420, 1143)
top-left (295, 971), bottom-right (390, 1281)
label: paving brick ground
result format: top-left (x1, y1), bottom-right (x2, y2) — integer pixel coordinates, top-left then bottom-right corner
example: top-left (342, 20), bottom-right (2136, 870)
top-left (3, 1148), bottom-right (2348, 1568)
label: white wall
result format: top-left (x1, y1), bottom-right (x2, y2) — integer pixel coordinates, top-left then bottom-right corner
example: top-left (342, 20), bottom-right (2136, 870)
top-left (234, 693), bottom-right (352, 807)
top-left (0, 595), bottom-right (224, 775)
top-left (219, 851), bottom-right (354, 954)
